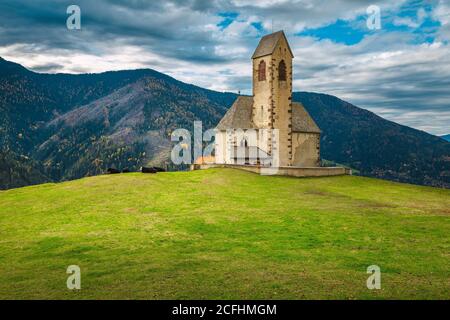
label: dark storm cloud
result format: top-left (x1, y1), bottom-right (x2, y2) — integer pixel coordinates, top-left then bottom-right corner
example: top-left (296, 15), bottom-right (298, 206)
top-left (0, 0), bottom-right (224, 62)
top-left (30, 62), bottom-right (64, 72)
top-left (0, 0), bottom-right (403, 63)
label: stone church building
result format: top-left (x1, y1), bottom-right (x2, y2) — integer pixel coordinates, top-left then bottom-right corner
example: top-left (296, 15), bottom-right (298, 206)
top-left (215, 31), bottom-right (321, 167)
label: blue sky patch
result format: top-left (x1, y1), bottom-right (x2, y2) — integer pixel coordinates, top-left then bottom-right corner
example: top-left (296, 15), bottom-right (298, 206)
top-left (296, 0), bottom-right (441, 46)
top-left (297, 18), bottom-right (367, 45)
top-left (217, 12), bottom-right (239, 30)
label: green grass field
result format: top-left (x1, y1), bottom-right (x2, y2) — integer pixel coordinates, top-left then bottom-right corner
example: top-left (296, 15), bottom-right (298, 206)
top-left (0, 168), bottom-right (449, 299)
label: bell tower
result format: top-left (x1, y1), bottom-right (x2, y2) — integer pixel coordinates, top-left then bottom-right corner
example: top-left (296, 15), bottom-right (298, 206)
top-left (251, 30), bottom-right (294, 166)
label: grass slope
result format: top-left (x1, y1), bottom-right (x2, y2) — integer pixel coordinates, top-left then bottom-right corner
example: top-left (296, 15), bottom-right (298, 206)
top-left (0, 168), bottom-right (449, 299)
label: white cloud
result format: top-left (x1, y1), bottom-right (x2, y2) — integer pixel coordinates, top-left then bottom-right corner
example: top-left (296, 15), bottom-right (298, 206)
top-left (0, 0), bottom-right (448, 135)
top-left (433, 0), bottom-right (450, 25)
top-left (393, 16), bottom-right (420, 28)
top-left (433, 0), bottom-right (450, 42)
top-left (393, 7), bottom-right (427, 29)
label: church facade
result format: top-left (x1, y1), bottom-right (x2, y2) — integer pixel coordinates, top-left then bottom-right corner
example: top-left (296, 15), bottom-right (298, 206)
top-left (215, 31), bottom-right (321, 167)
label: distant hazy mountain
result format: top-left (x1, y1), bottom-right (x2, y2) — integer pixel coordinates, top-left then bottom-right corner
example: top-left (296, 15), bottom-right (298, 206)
top-left (294, 92), bottom-right (450, 188)
top-left (1, 57), bottom-right (449, 189)
top-left (441, 134), bottom-right (450, 142)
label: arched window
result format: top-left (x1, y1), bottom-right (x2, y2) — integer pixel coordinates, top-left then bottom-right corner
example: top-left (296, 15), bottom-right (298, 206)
top-left (258, 60), bottom-right (266, 81)
top-left (278, 60), bottom-right (286, 81)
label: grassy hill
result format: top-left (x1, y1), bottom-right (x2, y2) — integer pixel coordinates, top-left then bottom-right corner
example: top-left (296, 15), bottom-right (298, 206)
top-left (0, 168), bottom-right (449, 299)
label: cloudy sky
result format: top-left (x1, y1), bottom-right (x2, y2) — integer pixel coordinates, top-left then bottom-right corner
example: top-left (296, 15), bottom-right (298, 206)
top-left (0, 0), bottom-right (449, 135)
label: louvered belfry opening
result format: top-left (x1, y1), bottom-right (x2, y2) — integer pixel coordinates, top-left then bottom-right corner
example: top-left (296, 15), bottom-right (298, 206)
top-left (278, 60), bottom-right (286, 81)
top-left (258, 60), bottom-right (266, 81)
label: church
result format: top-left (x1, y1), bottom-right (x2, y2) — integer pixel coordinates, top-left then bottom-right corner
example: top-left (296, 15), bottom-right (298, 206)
top-left (214, 30), bottom-right (321, 168)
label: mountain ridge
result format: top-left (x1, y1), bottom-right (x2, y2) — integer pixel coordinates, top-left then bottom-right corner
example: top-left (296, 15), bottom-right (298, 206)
top-left (0, 57), bottom-right (449, 189)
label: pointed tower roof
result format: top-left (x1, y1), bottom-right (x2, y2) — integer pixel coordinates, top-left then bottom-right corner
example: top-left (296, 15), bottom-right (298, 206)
top-left (251, 30), bottom-right (294, 59)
